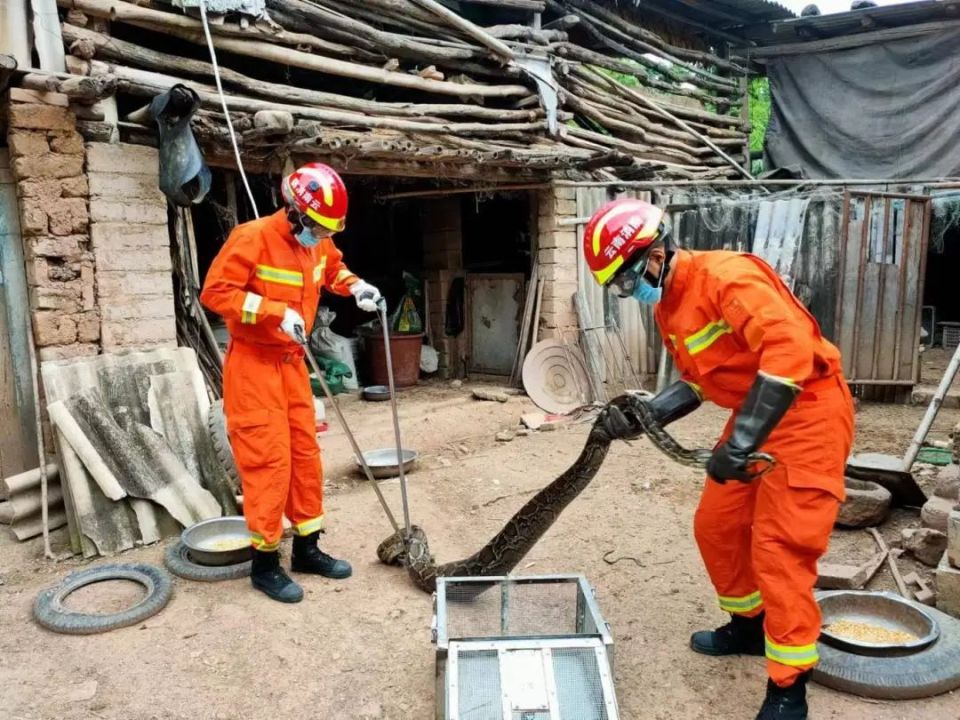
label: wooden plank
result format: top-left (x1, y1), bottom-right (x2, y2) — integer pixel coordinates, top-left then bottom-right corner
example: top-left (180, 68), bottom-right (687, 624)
top-left (0, 152), bottom-right (38, 478)
top-left (746, 19), bottom-right (960, 59)
top-left (837, 194), bottom-right (863, 377)
top-left (899, 200), bottom-right (928, 382)
top-left (8, 87), bottom-right (69, 106)
top-left (573, 291), bottom-right (606, 403)
top-left (30, 0), bottom-right (66, 72)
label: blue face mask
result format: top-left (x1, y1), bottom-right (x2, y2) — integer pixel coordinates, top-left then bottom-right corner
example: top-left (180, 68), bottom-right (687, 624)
top-left (295, 227), bottom-right (320, 248)
top-left (632, 278), bottom-right (662, 305)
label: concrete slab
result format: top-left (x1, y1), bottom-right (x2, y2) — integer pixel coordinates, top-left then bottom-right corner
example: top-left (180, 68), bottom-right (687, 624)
top-left (937, 550), bottom-right (960, 618)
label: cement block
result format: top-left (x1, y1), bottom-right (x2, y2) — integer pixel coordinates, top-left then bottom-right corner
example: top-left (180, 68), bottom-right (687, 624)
top-left (99, 295), bottom-right (175, 322)
top-left (538, 229), bottom-right (578, 250)
top-left (85, 143), bottom-right (159, 175)
top-left (49, 132), bottom-right (85, 155)
top-left (33, 311), bottom-right (78, 346)
top-left (77, 312), bottom-right (100, 343)
top-left (101, 317), bottom-right (176, 350)
top-left (96, 271), bottom-right (173, 297)
top-left (8, 103), bottom-right (75, 132)
top-left (60, 176), bottom-right (89, 198)
top-left (936, 551), bottom-right (960, 618)
top-left (37, 343), bottom-right (99, 362)
top-left (18, 178), bottom-right (65, 202)
top-left (949, 510), bottom-right (960, 568)
top-left (29, 286), bottom-right (82, 313)
top-left (8, 88), bottom-right (69, 107)
top-left (88, 173), bottom-right (164, 201)
top-left (922, 496), bottom-right (956, 533)
top-left (93, 246), bottom-right (172, 273)
top-left (90, 223), bottom-right (168, 250)
top-left (47, 198), bottom-right (89, 236)
top-left (903, 527), bottom-right (948, 567)
top-left (12, 154), bottom-right (84, 180)
top-left (8, 132), bottom-right (49, 158)
top-left (89, 200), bottom-right (167, 225)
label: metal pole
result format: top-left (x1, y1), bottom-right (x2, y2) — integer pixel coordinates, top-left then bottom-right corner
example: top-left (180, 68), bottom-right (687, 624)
top-left (295, 328), bottom-right (401, 534)
top-left (377, 303), bottom-right (413, 538)
top-left (901, 340), bottom-right (960, 472)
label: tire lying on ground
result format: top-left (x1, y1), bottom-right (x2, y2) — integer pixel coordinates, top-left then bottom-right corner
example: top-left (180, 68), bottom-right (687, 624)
top-left (208, 398), bottom-right (240, 494)
top-left (814, 602), bottom-right (960, 699)
top-left (33, 563), bottom-right (172, 635)
top-left (164, 539), bottom-right (252, 582)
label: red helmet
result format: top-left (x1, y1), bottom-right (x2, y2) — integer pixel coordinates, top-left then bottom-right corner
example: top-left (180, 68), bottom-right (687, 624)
top-left (281, 162), bottom-right (348, 232)
top-left (582, 199), bottom-right (666, 287)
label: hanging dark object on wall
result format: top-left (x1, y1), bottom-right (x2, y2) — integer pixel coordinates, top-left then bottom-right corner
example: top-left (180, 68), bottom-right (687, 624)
top-left (145, 84), bottom-right (212, 206)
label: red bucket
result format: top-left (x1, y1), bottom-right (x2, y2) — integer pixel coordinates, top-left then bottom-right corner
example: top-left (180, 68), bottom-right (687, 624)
top-left (365, 331), bottom-right (423, 388)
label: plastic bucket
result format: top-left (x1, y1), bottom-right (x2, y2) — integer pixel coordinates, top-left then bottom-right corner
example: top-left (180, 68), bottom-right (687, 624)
top-left (366, 331), bottom-right (424, 388)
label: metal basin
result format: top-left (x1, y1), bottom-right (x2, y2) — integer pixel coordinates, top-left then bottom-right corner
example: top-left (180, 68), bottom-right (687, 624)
top-left (362, 385), bottom-right (391, 402)
top-left (356, 448), bottom-right (418, 479)
top-left (818, 590), bottom-right (940, 657)
top-left (181, 516), bottom-right (251, 566)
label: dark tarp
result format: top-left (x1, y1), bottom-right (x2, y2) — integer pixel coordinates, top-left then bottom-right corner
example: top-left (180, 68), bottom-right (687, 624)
top-left (764, 28), bottom-right (960, 179)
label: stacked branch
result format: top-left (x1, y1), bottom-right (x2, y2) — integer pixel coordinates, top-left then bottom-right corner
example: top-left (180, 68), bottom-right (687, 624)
top-left (53, 0), bottom-right (750, 180)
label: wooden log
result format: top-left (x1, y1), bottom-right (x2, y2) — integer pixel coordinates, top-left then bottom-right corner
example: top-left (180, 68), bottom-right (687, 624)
top-left (483, 24), bottom-right (566, 44)
top-left (549, 0), bottom-right (739, 90)
top-left (76, 119), bottom-right (115, 141)
top-left (460, 0), bottom-right (545, 9)
top-left (19, 70), bottom-right (115, 103)
top-left (555, 0), bottom-right (745, 73)
top-left (94, 61), bottom-right (544, 136)
top-left (588, 67), bottom-right (754, 179)
top-left (65, 23), bottom-right (538, 121)
top-left (546, 2), bottom-right (736, 95)
top-left (64, 0), bottom-right (530, 98)
top-left (565, 75), bottom-right (744, 142)
top-left (556, 45), bottom-right (720, 105)
top-left (568, 65), bottom-right (746, 131)
top-left (266, 0), bottom-right (481, 64)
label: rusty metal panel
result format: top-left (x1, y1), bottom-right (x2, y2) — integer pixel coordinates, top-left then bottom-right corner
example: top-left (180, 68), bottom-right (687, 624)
top-left (466, 273), bottom-right (524, 375)
top-left (752, 197), bottom-right (810, 290)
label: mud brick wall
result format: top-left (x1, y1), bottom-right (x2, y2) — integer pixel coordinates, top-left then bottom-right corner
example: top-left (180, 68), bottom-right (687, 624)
top-left (536, 184), bottom-right (579, 338)
top-left (7, 94), bottom-right (98, 362)
top-left (86, 143), bottom-right (175, 352)
top-left (421, 198), bottom-right (465, 378)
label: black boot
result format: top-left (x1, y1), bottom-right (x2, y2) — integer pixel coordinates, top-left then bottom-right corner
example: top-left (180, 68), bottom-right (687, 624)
top-left (690, 612), bottom-right (765, 656)
top-left (251, 549), bottom-right (303, 603)
top-left (291, 531), bottom-right (352, 579)
top-left (755, 672), bottom-right (809, 720)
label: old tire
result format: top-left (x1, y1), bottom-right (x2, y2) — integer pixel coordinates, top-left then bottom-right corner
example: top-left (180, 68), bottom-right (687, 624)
top-left (164, 539), bottom-right (251, 582)
top-left (208, 398), bottom-right (240, 494)
top-left (814, 594), bottom-right (960, 699)
top-left (33, 563), bottom-right (172, 635)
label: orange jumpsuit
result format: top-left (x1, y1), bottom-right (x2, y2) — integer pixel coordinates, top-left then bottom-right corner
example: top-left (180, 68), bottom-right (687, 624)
top-left (200, 210), bottom-right (360, 551)
top-left (655, 250), bottom-right (855, 687)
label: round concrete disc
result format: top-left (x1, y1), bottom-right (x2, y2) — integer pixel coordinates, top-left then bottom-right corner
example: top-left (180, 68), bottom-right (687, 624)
top-left (522, 339), bottom-right (591, 414)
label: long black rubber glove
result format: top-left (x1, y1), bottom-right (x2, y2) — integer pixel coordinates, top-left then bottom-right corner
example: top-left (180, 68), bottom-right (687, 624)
top-left (707, 373), bottom-right (799, 484)
top-left (597, 380), bottom-right (702, 441)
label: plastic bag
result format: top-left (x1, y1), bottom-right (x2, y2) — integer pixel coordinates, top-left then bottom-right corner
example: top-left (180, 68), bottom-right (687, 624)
top-left (309, 306), bottom-right (359, 390)
top-left (388, 271), bottom-right (423, 335)
top-left (420, 345), bottom-right (439, 374)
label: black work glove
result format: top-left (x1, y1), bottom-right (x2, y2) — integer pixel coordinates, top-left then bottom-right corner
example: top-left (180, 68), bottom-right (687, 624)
top-left (707, 373), bottom-right (798, 484)
top-left (596, 381), bottom-right (702, 442)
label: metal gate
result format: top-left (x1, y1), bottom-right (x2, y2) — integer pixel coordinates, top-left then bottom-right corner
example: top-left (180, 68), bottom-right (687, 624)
top-left (835, 191), bottom-right (931, 385)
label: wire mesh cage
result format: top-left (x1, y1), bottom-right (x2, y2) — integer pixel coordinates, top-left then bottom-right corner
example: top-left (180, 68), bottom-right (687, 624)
top-left (433, 575), bottom-right (619, 720)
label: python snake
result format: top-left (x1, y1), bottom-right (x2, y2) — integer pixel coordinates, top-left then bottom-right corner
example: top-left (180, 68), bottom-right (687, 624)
top-left (376, 393), bottom-right (773, 593)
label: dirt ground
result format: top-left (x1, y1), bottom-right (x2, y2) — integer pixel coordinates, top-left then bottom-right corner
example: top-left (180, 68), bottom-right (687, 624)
top-left (2, 382), bottom-right (959, 720)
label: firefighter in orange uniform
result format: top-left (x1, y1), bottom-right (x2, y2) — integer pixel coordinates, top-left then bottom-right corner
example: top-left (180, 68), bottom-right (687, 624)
top-left (201, 163), bottom-right (381, 603)
top-left (584, 199), bottom-right (854, 720)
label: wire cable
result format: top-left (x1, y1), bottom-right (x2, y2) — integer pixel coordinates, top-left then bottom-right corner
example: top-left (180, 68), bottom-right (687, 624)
top-left (198, 0), bottom-right (259, 218)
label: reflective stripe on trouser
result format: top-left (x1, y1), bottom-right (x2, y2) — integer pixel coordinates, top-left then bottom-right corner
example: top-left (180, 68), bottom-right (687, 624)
top-left (717, 590), bottom-right (763, 615)
top-left (694, 379), bottom-right (853, 687)
top-left (224, 341), bottom-right (324, 550)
